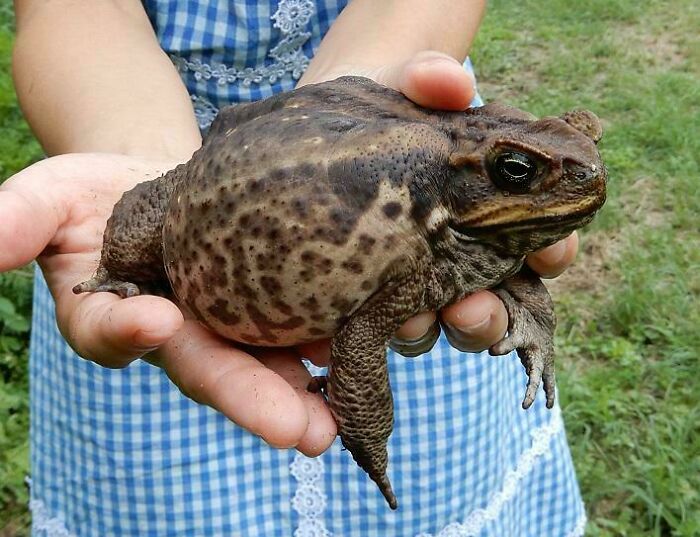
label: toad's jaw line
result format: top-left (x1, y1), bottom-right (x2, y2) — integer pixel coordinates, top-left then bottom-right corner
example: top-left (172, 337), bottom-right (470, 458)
top-left (460, 196), bottom-right (603, 230)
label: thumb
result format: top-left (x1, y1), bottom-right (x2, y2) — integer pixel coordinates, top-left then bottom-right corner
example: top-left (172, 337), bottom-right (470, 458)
top-left (374, 51), bottom-right (476, 111)
top-left (0, 161), bottom-right (62, 271)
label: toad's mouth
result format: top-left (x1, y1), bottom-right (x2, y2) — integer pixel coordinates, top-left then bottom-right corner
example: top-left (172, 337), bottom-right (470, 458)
top-left (449, 210), bottom-right (597, 241)
top-left (450, 186), bottom-right (606, 238)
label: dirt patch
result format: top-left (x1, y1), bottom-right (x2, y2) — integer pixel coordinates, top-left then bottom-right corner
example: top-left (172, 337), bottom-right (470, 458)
top-left (546, 229), bottom-right (622, 297)
top-left (614, 22), bottom-right (688, 69)
top-left (643, 33), bottom-right (686, 68)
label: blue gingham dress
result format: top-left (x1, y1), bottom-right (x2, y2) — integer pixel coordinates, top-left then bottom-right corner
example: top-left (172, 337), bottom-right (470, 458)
top-left (28, 1), bottom-right (587, 535)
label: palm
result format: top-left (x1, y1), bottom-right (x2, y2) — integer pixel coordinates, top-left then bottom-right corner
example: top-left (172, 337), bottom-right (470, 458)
top-left (0, 153), bottom-right (336, 455)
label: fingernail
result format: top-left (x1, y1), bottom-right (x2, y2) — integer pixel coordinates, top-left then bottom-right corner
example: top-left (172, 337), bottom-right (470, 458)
top-left (134, 328), bottom-right (171, 350)
top-left (446, 314), bottom-right (490, 336)
top-left (441, 318), bottom-right (489, 353)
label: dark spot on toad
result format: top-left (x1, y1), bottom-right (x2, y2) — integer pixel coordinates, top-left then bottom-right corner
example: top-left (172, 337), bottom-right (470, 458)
top-left (341, 258), bottom-right (364, 274)
top-left (234, 282), bottom-right (258, 300)
top-left (327, 158), bottom-right (379, 211)
top-left (331, 295), bottom-right (357, 314)
top-left (358, 234), bottom-right (376, 255)
top-left (245, 302), bottom-right (305, 343)
top-left (382, 201), bottom-right (402, 219)
top-left (291, 198), bottom-right (309, 218)
top-left (301, 295), bottom-right (320, 312)
top-left (200, 199), bottom-right (212, 214)
top-left (272, 299), bottom-right (294, 316)
top-left (207, 299), bottom-right (240, 325)
top-left (260, 275), bottom-right (282, 295)
top-left (297, 162), bottom-right (317, 178)
top-left (270, 168), bottom-right (290, 182)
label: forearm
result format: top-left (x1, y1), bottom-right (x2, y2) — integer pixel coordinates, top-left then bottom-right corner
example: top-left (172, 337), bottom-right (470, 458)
top-left (300, 0), bottom-right (486, 84)
top-left (13, 0), bottom-right (201, 161)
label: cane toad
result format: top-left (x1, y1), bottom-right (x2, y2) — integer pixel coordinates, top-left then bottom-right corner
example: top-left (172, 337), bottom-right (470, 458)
top-left (74, 76), bottom-right (607, 509)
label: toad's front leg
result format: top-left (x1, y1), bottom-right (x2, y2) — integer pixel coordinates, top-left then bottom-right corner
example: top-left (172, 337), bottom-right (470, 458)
top-left (489, 267), bottom-right (557, 409)
top-left (322, 272), bottom-right (425, 510)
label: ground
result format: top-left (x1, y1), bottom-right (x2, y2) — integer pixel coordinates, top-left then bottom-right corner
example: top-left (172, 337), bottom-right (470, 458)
top-left (0, 0), bottom-right (698, 535)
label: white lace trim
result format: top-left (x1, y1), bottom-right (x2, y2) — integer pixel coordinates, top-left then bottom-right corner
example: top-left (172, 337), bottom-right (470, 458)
top-left (29, 498), bottom-right (75, 537)
top-left (190, 94), bottom-right (220, 130)
top-left (567, 511), bottom-right (588, 537)
top-left (172, 0), bottom-right (314, 87)
top-left (416, 407), bottom-right (572, 537)
top-left (290, 453), bottom-right (333, 537)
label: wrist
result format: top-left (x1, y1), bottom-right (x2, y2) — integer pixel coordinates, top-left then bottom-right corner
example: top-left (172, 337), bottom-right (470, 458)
top-left (100, 129), bottom-right (202, 164)
top-left (299, 0), bottom-right (485, 88)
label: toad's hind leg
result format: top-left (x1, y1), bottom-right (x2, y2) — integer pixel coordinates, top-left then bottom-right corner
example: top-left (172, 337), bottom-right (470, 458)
top-left (73, 165), bottom-right (185, 298)
top-left (322, 272), bottom-right (425, 510)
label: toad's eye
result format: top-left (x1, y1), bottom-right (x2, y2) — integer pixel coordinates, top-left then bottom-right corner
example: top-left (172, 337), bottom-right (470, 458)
top-left (492, 152), bottom-right (538, 191)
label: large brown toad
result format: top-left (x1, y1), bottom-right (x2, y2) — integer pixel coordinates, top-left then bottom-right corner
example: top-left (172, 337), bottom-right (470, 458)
top-left (74, 76), bottom-right (607, 509)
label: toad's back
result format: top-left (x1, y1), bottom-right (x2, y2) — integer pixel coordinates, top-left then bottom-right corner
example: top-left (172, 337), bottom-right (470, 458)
top-left (162, 78), bottom-right (453, 345)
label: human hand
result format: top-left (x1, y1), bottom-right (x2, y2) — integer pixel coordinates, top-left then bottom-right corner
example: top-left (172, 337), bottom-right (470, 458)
top-left (299, 51), bottom-right (579, 356)
top-left (0, 154), bottom-right (337, 455)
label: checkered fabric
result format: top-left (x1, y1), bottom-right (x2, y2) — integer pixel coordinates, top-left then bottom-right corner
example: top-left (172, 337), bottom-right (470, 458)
top-left (29, 1), bottom-right (586, 535)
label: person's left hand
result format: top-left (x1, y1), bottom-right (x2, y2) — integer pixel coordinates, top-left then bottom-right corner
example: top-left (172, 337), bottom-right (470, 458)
top-left (297, 51), bottom-right (579, 363)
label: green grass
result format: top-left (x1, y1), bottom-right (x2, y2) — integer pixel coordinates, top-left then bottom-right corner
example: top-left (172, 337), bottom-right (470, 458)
top-left (0, 0), bottom-right (698, 535)
top-left (473, 0), bottom-right (700, 534)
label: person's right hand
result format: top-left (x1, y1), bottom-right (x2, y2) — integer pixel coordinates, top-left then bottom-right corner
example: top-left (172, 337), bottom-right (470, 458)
top-left (0, 153), bottom-right (337, 455)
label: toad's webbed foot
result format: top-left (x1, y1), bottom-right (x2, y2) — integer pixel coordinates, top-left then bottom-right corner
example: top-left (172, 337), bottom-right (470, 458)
top-left (489, 268), bottom-right (557, 410)
top-left (73, 268), bottom-right (141, 298)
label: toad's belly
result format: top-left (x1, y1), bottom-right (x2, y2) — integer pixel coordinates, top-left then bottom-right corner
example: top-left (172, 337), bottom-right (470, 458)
top-left (165, 239), bottom-right (379, 345)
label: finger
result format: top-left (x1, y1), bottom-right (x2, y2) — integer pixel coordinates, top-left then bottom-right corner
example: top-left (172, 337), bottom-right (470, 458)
top-left (389, 319), bottom-right (441, 357)
top-left (256, 348), bottom-right (337, 456)
top-left (394, 311), bottom-right (437, 341)
top-left (390, 312), bottom-right (440, 358)
top-left (377, 51), bottom-right (475, 111)
top-left (60, 290), bottom-right (184, 368)
top-left (440, 290), bottom-right (508, 352)
top-left (296, 338), bottom-right (332, 367)
top-left (0, 172), bottom-right (62, 271)
top-left (526, 232), bottom-right (579, 279)
top-left (158, 322), bottom-right (311, 449)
